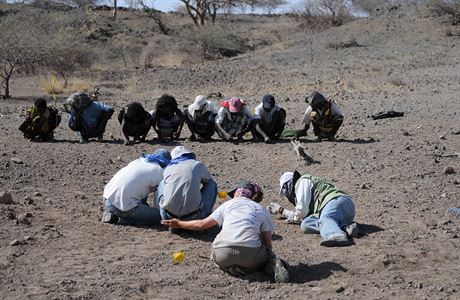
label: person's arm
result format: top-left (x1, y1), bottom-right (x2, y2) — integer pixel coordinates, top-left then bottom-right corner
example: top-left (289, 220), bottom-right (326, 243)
top-left (216, 122), bottom-right (232, 140)
top-left (283, 179), bottom-right (313, 223)
top-left (260, 231), bottom-right (272, 249)
top-left (161, 216), bottom-right (218, 231)
top-left (173, 109), bottom-right (185, 139)
top-left (120, 119), bottom-right (130, 145)
top-left (300, 107), bottom-right (312, 134)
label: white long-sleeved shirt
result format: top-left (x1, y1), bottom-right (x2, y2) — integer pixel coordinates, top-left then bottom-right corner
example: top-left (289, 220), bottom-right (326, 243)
top-left (283, 178), bottom-right (313, 223)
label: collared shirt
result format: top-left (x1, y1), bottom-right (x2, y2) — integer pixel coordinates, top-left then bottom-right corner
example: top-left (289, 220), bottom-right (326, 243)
top-left (215, 106), bottom-right (253, 135)
top-left (161, 160), bottom-right (213, 216)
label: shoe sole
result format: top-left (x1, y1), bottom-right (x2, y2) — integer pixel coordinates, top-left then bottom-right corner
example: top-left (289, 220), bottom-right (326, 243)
top-left (320, 238), bottom-right (353, 247)
top-left (274, 258), bottom-right (289, 283)
top-left (345, 223), bottom-right (360, 238)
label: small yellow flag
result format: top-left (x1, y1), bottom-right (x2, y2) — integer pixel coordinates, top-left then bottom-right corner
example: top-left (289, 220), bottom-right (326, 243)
top-left (172, 250), bottom-right (185, 264)
top-left (217, 191), bottom-right (227, 199)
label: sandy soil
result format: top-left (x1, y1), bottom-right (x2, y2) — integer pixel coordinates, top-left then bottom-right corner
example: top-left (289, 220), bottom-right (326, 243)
top-left (1, 7), bottom-right (459, 300)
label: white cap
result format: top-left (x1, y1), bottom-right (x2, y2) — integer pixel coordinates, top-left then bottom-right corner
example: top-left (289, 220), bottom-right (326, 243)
top-left (194, 95), bottom-right (207, 107)
top-left (279, 172), bottom-right (294, 197)
top-left (171, 146), bottom-right (193, 159)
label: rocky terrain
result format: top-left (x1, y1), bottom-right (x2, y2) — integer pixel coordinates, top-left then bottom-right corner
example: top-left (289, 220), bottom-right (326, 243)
top-left (0, 5), bottom-right (459, 299)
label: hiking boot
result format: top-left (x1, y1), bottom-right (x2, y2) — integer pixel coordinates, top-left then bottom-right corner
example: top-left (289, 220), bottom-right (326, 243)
top-left (315, 136), bottom-right (322, 142)
top-left (273, 258), bottom-right (290, 283)
top-left (101, 211), bottom-right (118, 224)
top-left (320, 233), bottom-right (353, 247)
top-left (344, 222), bottom-right (360, 238)
top-left (97, 135), bottom-right (103, 141)
top-left (79, 137), bottom-right (88, 144)
top-left (327, 135), bottom-right (337, 142)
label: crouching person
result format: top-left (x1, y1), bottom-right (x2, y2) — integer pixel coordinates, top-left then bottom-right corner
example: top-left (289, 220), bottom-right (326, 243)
top-left (118, 102), bottom-right (153, 145)
top-left (270, 171), bottom-right (358, 247)
top-left (183, 95), bottom-right (219, 141)
top-left (162, 181), bottom-right (289, 283)
top-left (156, 146), bottom-right (217, 225)
top-left (215, 97), bottom-right (255, 142)
top-left (151, 94), bottom-right (185, 141)
top-left (19, 98), bottom-right (61, 141)
top-left (301, 91), bottom-right (343, 142)
top-left (253, 94), bottom-right (286, 143)
top-left (101, 149), bottom-right (171, 226)
top-left (65, 92), bottom-right (114, 143)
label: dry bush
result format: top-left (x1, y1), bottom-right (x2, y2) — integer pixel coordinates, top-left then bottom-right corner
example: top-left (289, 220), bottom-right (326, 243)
top-left (430, 0), bottom-right (460, 25)
top-left (39, 78), bottom-right (64, 95)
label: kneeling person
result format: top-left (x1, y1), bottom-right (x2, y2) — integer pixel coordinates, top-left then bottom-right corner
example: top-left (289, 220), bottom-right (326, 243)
top-left (102, 149), bottom-right (171, 226)
top-left (162, 181), bottom-right (289, 283)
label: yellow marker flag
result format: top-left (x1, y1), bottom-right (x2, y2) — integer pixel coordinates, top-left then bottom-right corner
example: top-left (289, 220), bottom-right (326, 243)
top-left (172, 250), bottom-right (185, 264)
top-left (51, 75), bottom-right (57, 101)
top-left (217, 191), bottom-right (227, 199)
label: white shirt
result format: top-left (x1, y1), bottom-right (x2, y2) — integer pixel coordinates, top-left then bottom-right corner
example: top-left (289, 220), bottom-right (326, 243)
top-left (215, 105), bottom-right (254, 124)
top-left (211, 197), bottom-right (274, 249)
top-left (284, 178), bottom-right (313, 223)
top-left (302, 102), bottom-right (343, 126)
top-left (254, 103), bottom-right (280, 123)
top-left (103, 158), bottom-right (163, 212)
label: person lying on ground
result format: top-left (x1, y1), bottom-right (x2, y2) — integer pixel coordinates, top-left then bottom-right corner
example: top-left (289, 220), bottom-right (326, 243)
top-left (253, 94), bottom-right (286, 143)
top-left (19, 98), bottom-right (61, 142)
top-left (300, 91), bottom-right (343, 142)
top-left (161, 181), bottom-right (289, 283)
top-left (215, 97), bottom-right (256, 142)
top-left (101, 149), bottom-right (171, 226)
top-left (156, 146), bottom-right (217, 226)
top-left (268, 170), bottom-right (359, 247)
top-left (183, 95), bottom-right (219, 141)
top-left (118, 102), bottom-right (153, 145)
top-left (151, 94), bottom-right (185, 141)
top-left (65, 92), bottom-right (114, 143)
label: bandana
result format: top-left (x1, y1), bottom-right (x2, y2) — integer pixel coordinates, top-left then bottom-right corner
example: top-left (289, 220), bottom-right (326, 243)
top-left (235, 182), bottom-right (262, 199)
top-left (142, 149), bottom-right (171, 168)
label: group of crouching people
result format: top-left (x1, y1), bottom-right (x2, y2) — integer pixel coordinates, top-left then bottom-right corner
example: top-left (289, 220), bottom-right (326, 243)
top-left (19, 91), bottom-right (344, 144)
top-left (101, 145), bottom-right (359, 283)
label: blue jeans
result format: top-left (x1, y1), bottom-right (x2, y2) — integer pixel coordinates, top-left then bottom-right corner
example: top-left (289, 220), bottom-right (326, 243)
top-left (156, 179), bottom-right (217, 220)
top-left (104, 199), bottom-right (161, 226)
top-left (300, 195), bottom-right (355, 239)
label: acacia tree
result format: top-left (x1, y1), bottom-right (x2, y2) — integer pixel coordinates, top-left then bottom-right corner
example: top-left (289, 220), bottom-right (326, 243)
top-left (138, 0), bottom-right (170, 34)
top-left (0, 15), bottom-right (41, 98)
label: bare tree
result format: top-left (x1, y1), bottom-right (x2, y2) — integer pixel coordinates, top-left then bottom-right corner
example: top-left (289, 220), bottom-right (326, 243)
top-left (138, 0), bottom-right (170, 34)
top-left (0, 15), bottom-right (40, 98)
top-left (180, 0), bottom-right (209, 26)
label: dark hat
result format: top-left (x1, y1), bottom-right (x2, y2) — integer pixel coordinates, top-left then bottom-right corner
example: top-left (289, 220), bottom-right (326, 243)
top-left (34, 98), bottom-right (47, 109)
top-left (262, 94), bottom-right (275, 109)
top-left (306, 91), bottom-right (326, 108)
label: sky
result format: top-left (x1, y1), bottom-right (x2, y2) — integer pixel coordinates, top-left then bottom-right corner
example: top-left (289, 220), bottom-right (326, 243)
top-left (143, 0), bottom-right (303, 13)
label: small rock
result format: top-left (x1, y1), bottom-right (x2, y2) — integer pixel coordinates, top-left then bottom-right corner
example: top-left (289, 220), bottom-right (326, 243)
top-left (441, 193), bottom-right (447, 198)
top-left (24, 235), bottom-right (33, 241)
top-left (336, 286), bottom-right (345, 293)
top-left (443, 166), bottom-right (455, 174)
top-left (0, 192), bottom-right (13, 204)
top-left (311, 286), bottom-right (322, 292)
top-left (439, 135), bottom-right (446, 140)
top-left (361, 184), bottom-right (367, 189)
top-left (17, 214), bottom-right (31, 225)
top-left (10, 158), bottom-right (23, 164)
top-left (24, 197), bottom-right (34, 205)
top-left (116, 156), bottom-right (122, 161)
top-left (6, 211), bottom-right (16, 219)
top-left (24, 212), bottom-right (33, 218)
top-left (33, 192), bottom-right (42, 197)
top-left (452, 234), bottom-right (458, 239)
top-left (9, 239), bottom-right (21, 246)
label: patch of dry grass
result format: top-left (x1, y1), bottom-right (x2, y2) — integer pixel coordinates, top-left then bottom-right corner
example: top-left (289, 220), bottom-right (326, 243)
top-left (66, 79), bottom-right (92, 93)
top-left (39, 78), bottom-right (63, 96)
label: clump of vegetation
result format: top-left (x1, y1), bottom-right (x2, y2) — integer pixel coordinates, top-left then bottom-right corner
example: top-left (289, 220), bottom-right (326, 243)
top-left (326, 39), bottom-right (363, 50)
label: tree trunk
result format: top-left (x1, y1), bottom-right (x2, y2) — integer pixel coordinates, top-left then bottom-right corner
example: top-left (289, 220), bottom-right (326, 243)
top-left (4, 74), bottom-right (10, 98)
top-left (112, 0), bottom-right (117, 20)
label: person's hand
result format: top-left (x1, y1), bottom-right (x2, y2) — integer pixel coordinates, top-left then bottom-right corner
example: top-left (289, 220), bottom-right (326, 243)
top-left (224, 133), bottom-right (232, 141)
top-left (161, 219), bottom-right (180, 228)
top-left (267, 203), bottom-right (283, 215)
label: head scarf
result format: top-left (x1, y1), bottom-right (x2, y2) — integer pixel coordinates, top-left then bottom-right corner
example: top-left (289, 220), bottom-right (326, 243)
top-left (142, 148), bottom-right (171, 168)
top-left (279, 171), bottom-right (301, 206)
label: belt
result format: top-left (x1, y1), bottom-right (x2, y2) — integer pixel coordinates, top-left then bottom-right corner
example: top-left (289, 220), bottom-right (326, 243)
top-left (164, 209), bottom-right (199, 220)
